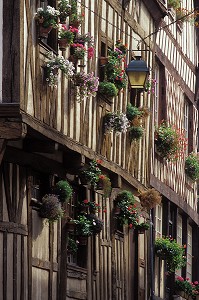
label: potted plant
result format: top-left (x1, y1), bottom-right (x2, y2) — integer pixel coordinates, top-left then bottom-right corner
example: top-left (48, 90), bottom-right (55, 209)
top-left (70, 13), bottom-right (84, 29)
top-left (35, 6), bottom-right (59, 38)
top-left (80, 159), bottom-right (102, 188)
top-left (154, 237), bottom-right (186, 272)
top-left (135, 222), bottom-right (150, 234)
top-left (73, 71), bottom-right (99, 101)
top-left (185, 153), bottom-right (199, 181)
top-left (175, 276), bottom-right (193, 299)
top-left (39, 194), bottom-right (64, 222)
top-left (98, 81), bottom-right (118, 100)
top-left (67, 237), bottom-right (79, 255)
top-left (70, 43), bottom-right (86, 60)
top-left (58, 0), bottom-right (72, 23)
top-left (44, 51), bottom-right (74, 88)
top-left (53, 179), bottom-right (73, 203)
top-left (74, 32), bottom-right (94, 46)
top-left (103, 112), bottom-right (130, 134)
top-left (97, 174), bottom-right (112, 198)
top-left (114, 190), bottom-right (139, 228)
top-left (73, 215), bottom-right (92, 245)
top-left (155, 122), bottom-right (187, 161)
top-left (139, 188), bottom-right (162, 210)
top-left (168, 0), bottom-right (181, 9)
top-left (115, 39), bottom-right (128, 55)
top-left (126, 103), bottom-right (150, 122)
top-left (192, 281), bottom-right (199, 299)
top-left (58, 24), bottom-right (74, 50)
top-left (86, 214), bottom-right (104, 234)
top-left (129, 126), bottom-right (144, 141)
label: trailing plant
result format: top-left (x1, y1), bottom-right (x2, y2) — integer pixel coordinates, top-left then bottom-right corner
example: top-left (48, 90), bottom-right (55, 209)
top-left (168, 0), bottom-right (181, 9)
top-left (73, 71), bottom-right (99, 101)
top-left (74, 215), bottom-right (93, 236)
top-left (71, 43), bottom-right (86, 59)
top-left (103, 112), bottom-right (130, 134)
top-left (80, 160), bottom-right (102, 188)
top-left (114, 191), bottom-right (139, 228)
top-left (58, 0), bottom-right (72, 21)
top-left (80, 200), bottom-right (101, 213)
top-left (98, 82), bottom-right (118, 98)
top-left (185, 153), bottom-right (199, 181)
top-left (70, 13), bottom-right (84, 28)
top-left (53, 180), bottom-right (73, 202)
top-left (58, 24), bottom-right (74, 43)
top-left (154, 237), bottom-right (186, 273)
top-left (74, 32), bottom-right (94, 46)
top-left (44, 51), bottom-right (74, 87)
top-left (35, 6), bottom-right (59, 28)
top-left (129, 126), bottom-right (144, 141)
top-left (135, 222), bottom-right (150, 231)
top-left (115, 39), bottom-right (128, 55)
top-left (98, 174), bottom-right (112, 198)
top-left (139, 188), bottom-right (162, 209)
top-left (155, 122), bottom-right (187, 161)
top-left (67, 237), bottom-right (79, 254)
top-left (39, 194), bottom-right (64, 222)
top-left (86, 214), bottom-right (104, 234)
top-left (105, 44), bottom-right (127, 91)
top-left (126, 104), bottom-right (144, 121)
top-left (175, 276), bottom-right (193, 297)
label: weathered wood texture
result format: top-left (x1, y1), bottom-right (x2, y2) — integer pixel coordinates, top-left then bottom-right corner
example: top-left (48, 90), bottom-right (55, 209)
top-left (21, 0), bottom-right (153, 192)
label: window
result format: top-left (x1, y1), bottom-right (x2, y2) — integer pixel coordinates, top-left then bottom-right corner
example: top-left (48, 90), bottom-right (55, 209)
top-left (155, 204), bottom-right (162, 238)
top-left (184, 99), bottom-right (189, 154)
top-left (38, 0), bottom-right (57, 51)
top-left (186, 224), bottom-right (192, 280)
top-left (176, 215), bottom-right (183, 276)
top-left (154, 60), bottom-right (166, 124)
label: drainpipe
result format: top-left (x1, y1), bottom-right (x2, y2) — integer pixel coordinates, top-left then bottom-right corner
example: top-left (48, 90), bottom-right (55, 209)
top-left (150, 210), bottom-right (155, 300)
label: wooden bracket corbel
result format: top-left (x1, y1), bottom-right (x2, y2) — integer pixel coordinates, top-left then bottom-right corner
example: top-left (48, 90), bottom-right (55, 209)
top-left (0, 139), bottom-right (7, 166)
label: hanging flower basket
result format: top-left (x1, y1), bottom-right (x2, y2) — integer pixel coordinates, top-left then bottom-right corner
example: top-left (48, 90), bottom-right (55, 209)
top-left (39, 25), bottom-right (53, 38)
top-left (99, 56), bottom-right (108, 66)
top-left (77, 236), bottom-right (88, 245)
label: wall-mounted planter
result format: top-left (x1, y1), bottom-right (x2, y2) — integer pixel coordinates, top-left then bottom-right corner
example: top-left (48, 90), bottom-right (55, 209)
top-left (39, 25), bottom-right (53, 38)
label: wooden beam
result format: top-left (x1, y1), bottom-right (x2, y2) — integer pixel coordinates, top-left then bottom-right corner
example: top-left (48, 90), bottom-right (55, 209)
top-left (150, 174), bottom-right (199, 225)
top-left (0, 119), bottom-right (27, 140)
top-left (4, 146), bottom-right (66, 177)
top-left (0, 140), bottom-right (6, 166)
top-left (21, 112), bottom-right (146, 191)
top-left (24, 139), bottom-right (59, 153)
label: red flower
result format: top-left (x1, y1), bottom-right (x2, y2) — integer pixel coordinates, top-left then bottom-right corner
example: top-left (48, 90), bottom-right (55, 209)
top-left (83, 199), bottom-right (89, 204)
top-left (99, 175), bottom-right (105, 180)
top-left (96, 159), bottom-right (102, 164)
top-left (129, 224), bottom-right (133, 229)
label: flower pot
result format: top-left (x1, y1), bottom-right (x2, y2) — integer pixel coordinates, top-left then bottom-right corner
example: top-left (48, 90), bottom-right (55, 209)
top-left (39, 25), bottom-right (52, 39)
top-left (137, 228), bottom-right (146, 234)
top-left (69, 55), bottom-right (78, 64)
top-left (99, 57), bottom-right (108, 66)
top-left (58, 38), bottom-right (69, 51)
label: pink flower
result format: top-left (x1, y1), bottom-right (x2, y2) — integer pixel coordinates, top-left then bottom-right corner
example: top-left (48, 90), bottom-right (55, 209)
top-left (194, 281), bottom-right (199, 285)
top-left (69, 26), bottom-right (79, 33)
top-left (88, 47), bottom-right (94, 59)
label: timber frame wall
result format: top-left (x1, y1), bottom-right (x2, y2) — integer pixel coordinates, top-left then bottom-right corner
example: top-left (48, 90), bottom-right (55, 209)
top-left (0, 0), bottom-right (198, 299)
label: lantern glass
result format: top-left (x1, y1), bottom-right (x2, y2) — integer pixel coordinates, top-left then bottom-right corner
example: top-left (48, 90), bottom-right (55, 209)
top-left (126, 57), bottom-right (149, 89)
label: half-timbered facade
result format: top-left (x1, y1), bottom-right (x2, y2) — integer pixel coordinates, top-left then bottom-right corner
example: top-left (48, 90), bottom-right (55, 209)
top-left (0, 0), bottom-right (198, 299)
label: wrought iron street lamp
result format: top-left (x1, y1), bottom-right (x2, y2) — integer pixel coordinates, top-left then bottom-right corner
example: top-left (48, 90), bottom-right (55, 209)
top-left (126, 56), bottom-right (149, 89)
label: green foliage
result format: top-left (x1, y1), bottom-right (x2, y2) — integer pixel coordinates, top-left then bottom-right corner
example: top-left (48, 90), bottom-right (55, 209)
top-left (185, 153), bottom-right (199, 181)
top-left (155, 122), bottom-right (187, 161)
top-left (126, 103), bottom-right (143, 121)
top-left (39, 194), bottom-right (64, 222)
top-left (74, 215), bottom-right (93, 236)
top-left (115, 191), bottom-right (139, 227)
top-left (98, 82), bottom-right (118, 97)
top-left (67, 237), bottom-right (79, 254)
top-left (86, 214), bottom-right (104, 234)
top-left (81, 160), bottom-right (102, 188)
top-left (35, 6), bottom-right (59, 28)
top-left (168, 0), bottom-right (181, 9)
top-left (175, 276), bottom-right (193, 296)
top-left (54, 180), bottom-right (73, 202)
top-left (58, 26), bottom-right (74, 42)
top-left (98, 175), bottom-right (112, 198)
top-left (129, 126), bottom-right (144, 141)
top-left (135, 222), bottom-right (150, 231)
top-left (154, 237), bottom-right (186, 272)
top-left (58, 0), bottom-right (72, 19)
